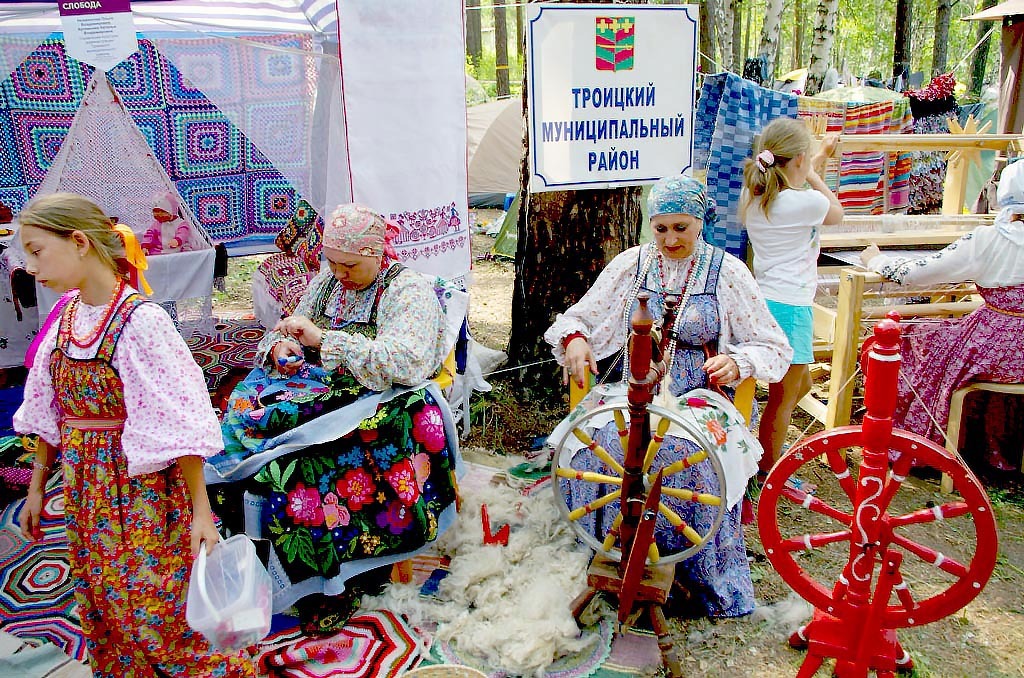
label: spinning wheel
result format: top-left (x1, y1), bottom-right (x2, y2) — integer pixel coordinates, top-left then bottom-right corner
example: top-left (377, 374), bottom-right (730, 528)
top-left (758, 426), bottom-right (998, 630)
top-left (757, 314), bottom-right (1000, 678)
top-left (552, 401), bottom-right (727, 565)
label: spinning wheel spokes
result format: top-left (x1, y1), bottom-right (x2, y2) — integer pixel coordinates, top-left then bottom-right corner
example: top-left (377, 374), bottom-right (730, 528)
top-left (553, 402), bottom-right (727, 565)
top-left (759, 427), bottom-right (999, 628)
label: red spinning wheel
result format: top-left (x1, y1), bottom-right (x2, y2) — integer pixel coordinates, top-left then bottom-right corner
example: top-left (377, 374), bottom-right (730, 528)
top-left (758, 426), bottom-right (998, 630)
top-left (757, 315), bottom-right (999, 678)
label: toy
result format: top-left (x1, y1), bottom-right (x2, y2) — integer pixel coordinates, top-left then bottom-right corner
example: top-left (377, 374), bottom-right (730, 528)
top-left (141, 192), bottom-right (191, 255)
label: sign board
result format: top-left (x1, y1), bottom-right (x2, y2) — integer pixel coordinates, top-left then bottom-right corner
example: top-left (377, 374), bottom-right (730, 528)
top-left (59, 0), bottom-right (138, 71)
top-left (526, 4), bottom-right (699, 192)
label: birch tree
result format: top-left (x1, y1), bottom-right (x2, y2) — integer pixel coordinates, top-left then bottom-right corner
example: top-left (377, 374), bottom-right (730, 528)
top-left (804, 0), bottom-right (839, 96)
top-left (756, 0), bottom-right (785, 80)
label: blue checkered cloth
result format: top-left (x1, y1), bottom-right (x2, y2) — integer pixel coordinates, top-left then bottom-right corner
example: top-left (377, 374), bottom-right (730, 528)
top-left (694, 73), bottom-right (798, 259)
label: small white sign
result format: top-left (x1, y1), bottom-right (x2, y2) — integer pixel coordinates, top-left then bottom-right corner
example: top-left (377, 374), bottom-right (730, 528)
top-left (527, 4), bottom-right (699, 192)
top-left (59, 0), bottom-right (138, 72)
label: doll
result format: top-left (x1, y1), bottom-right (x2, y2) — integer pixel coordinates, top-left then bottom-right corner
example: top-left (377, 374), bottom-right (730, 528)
top-left (142, 192), bottom-right (192, 255)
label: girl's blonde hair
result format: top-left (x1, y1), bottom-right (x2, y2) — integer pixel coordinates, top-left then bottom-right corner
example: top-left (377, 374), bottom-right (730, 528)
top-left (741, 117), bottom-right (812, 221)
top-left (18, 193), bottom-right (126, 276)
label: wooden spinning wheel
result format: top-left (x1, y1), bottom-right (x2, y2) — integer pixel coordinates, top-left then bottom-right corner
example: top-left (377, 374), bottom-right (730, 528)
top-left (551, 401), bottom-right (728, 565)
top-left (758, 426), bottom-right (998, 631)
top-left (757, 315), bottom-right (1000, 677)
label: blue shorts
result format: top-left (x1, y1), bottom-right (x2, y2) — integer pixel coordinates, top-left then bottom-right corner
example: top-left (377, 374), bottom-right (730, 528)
top-left (766, 300), bottom-right (814, 365)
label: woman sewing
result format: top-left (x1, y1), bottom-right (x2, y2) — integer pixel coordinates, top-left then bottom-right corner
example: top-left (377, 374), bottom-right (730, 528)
top-left (212, 203), bottom-right (462, 623)
top-left (545, 176), bottom-right (791, 618)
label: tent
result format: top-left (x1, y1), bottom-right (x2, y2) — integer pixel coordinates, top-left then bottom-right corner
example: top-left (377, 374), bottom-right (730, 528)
top-left (966, 0), bottom-right (1024, 137)
top-left (467, 98), bottom-right (523, 208)
top-left (0, 1), bottom-right (471, 278)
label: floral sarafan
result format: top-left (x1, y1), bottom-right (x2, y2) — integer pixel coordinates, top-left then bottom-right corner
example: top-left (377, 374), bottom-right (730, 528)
top-left (254, 389), bottom-right (457, 580)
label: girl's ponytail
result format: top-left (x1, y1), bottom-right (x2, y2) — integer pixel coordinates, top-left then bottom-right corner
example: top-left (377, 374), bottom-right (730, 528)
top-left (740, 117), bottom-right (813, 221)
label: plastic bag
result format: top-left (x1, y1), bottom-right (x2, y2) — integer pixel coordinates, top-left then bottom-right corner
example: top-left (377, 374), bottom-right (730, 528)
top-left (186, 534), bottom-right (272, 652)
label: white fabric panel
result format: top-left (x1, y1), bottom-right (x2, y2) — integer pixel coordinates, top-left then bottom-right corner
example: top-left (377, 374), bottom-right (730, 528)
top-left (337, 0), bottom-right (471, 279)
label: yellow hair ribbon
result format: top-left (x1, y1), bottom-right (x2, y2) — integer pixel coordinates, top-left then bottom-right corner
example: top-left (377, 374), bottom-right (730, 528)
top-left (111, 224), bottom-right (153, 296)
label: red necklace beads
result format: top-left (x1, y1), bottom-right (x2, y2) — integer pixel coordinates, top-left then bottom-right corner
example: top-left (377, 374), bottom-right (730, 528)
top-left (68, 278), bottom-right (126, 348)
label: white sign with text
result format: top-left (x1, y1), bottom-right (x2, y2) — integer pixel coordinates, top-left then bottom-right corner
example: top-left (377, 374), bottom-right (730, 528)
top-left (527, 4), bottom-right (699, 192)
top-left (59, 0), bottom-right (138, 71)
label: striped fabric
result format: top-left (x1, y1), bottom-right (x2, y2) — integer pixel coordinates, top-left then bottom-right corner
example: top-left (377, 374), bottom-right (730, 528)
top-left (797, 96), bottom-right (913, 215)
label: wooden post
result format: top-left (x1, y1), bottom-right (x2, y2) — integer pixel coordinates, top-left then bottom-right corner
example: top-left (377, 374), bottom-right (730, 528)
top-left (825, 268), bottom-right (865, 428)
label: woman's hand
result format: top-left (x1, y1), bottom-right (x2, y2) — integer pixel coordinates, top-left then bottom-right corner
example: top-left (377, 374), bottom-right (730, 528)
top-left (273, 315), bottom-right (323, 349)
top-left (703, 354), bottom-right (740, 386)
top-left (19, 488), bottom-right (44, 541)
top-left (860, 243), bottom-right (881, 267)
top-left (271, 339), bottom-right (305, 375)
top-left (563, 336), bottom-right (598, 388)
top-left (191, 512), bottom-right (220, 558)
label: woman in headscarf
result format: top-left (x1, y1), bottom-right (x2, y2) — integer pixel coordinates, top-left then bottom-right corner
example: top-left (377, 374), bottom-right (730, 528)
top-left (141, 191), bottom-right (191, 255)
top-left (861, 159), bottom-right (1024, 471)
top-left (212, 203), bottom-right (461, 624)
top-left (545, 175), bottom-right (790, 618)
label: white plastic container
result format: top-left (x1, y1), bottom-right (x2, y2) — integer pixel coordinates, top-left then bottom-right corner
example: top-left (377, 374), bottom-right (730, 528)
top-left (186, 534), bottom-right (272, 651)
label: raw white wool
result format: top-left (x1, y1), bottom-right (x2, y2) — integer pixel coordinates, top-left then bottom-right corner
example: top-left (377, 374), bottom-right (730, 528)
top-left (364, 478), bottom-right (599, 675)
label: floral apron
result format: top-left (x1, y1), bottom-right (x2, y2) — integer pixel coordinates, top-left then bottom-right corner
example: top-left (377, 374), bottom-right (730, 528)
top-left (52, 294), bottom-right (253, 677)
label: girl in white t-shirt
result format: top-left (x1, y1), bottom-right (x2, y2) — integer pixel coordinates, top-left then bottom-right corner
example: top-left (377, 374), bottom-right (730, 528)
top-left (742, 117), bottom-right (843, 475)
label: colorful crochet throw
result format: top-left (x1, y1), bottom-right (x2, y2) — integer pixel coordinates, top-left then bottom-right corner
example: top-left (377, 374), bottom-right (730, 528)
top-left (0, 37), bottom-right (309, 247)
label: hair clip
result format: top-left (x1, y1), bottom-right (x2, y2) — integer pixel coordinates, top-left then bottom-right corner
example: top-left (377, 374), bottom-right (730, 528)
top-left (755, 150), bottom-right (776, 173)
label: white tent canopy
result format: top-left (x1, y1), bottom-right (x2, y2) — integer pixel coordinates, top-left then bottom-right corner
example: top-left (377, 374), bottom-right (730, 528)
top-left (467, 98), bottom-right (523, 203)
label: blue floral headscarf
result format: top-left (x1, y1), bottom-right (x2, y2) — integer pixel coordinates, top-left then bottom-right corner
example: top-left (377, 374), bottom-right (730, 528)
top-left (647, 175), bottom-right (718, 233)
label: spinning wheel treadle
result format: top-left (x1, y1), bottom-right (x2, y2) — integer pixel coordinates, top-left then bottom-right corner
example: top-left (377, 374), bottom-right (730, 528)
top-left (758, 426), bottom-right (998, 630)
top-left (552, 401), bottom-right (728, 565)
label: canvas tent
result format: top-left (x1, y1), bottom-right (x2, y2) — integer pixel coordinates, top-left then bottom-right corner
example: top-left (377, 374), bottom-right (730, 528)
top-left (0, 0), bottom-right (470, 277)
top-left (467, 98), bottom-right (523, 207)
top-left (0, 0), bottom-right (471, 367)
top-left (966, 0), bottom-right (1024, 137)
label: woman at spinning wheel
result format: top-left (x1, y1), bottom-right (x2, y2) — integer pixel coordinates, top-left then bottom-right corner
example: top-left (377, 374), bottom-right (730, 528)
top-left (861, 159), bottom-right (1024, 471)
top-left (212, 203), bottom-right (462, 625)
top-left (544, 176), bottom-right (791, 618)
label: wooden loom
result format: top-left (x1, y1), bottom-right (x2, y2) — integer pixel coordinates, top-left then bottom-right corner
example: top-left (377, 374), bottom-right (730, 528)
top-left (796, 126), bottom-right (1024, 428)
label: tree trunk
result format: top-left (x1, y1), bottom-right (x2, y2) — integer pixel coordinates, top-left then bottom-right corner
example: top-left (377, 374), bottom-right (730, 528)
top-left (732, 0), bottom-right (743, 73)
top-left (757, 0), bottom-right (784, 81)
top-left (466, 0), bottom-right (483, 67)
top-left (516, 2), bottom-right (525, 56)
top-left (931, 0), bottom-right (951, 77)
top-left (968, 0), bottom-right (998, 100)
top-left (699, 0), bottom-right (716, 75)
top-left (804, 0), bottom-right (839, 96)
top-left (893, 0), bottom-right (912, 81)
top-left (793, 0), bottom-right (803, 70)
top-left (718, 0), bottom-right (734, 72)
top-left (509, 0), bottom-right (646, 402)
top-left (494, 1), bottom-right (510, 98)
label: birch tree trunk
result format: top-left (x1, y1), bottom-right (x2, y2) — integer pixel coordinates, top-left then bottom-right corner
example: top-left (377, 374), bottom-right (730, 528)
top-left (756, 0), bottom-right (784, 81)
top-left (718, 0), bottom-right (734, 72)
top-left (932, 0), bottom-right (951, 77)
top-left (804, 0), bottom-right (839, 96)
top-left (732, 0), bottom-right (743, 73)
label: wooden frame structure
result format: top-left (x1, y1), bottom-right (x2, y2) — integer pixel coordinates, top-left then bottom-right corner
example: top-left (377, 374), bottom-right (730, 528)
top-left (799, 128), bottom-right (1024, 428)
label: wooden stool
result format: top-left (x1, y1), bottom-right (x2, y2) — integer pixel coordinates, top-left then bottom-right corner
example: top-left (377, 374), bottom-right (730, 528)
top-left (941, 381), bottom-right (1024, 493)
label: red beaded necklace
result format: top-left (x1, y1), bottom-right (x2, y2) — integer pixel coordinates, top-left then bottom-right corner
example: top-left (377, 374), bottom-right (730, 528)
top-left (68, 278), bottom-right (126, 348)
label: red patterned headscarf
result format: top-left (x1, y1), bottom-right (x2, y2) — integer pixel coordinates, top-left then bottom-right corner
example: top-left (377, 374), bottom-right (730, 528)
top-left (324, 203), bottom-right (399, 263)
